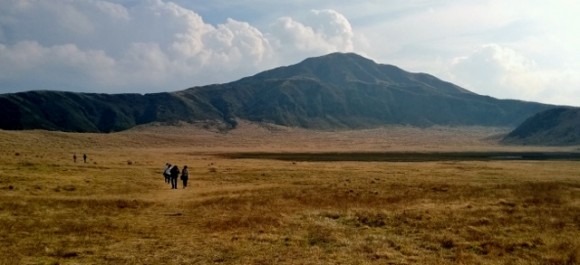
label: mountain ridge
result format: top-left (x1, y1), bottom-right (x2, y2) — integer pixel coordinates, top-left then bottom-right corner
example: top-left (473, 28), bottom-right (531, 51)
top-left (502, 107), bottom-right (580, 145)
top-left (0, 52), bottom-right (554, 133)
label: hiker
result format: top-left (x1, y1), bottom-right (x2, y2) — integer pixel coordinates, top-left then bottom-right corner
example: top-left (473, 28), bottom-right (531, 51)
top-left (170, 165), bottom-right (180, 189)
top-left (163, 163), bottom-right (172, 184)
top-left (83, 154), bottom-right (87, 163)
top-left (73, 153), bottom-right (77, 163)
top-left (181, 165), bottom-right (189, 189)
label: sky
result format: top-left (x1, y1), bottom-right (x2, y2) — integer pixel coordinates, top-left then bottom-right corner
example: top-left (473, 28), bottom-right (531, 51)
top-left (0, 0), bottom-right (579, 106)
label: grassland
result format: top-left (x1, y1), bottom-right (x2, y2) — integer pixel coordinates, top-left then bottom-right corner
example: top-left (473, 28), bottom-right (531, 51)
top-left (1, 122), bottom-right (579, 264)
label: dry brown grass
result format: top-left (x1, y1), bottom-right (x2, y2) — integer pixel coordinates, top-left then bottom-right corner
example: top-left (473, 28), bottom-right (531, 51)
top-left (0, 122), bottom-right (579, 264)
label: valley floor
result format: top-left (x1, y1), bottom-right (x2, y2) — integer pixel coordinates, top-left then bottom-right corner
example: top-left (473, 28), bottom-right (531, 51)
top-left (0, 123), bottom-right (579, 264)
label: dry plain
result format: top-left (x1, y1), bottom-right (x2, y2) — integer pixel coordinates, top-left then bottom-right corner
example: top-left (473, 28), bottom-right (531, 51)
top-left (1, 122), bottom-right (579, 264)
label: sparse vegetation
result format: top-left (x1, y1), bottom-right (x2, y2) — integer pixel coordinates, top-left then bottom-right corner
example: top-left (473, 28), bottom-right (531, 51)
top-left (0, 123), bottom-right (578, 264)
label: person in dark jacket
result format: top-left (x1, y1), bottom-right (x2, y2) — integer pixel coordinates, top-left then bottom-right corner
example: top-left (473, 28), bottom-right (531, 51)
top-left (170, 165), bottom-right (180, 189)
top-left (181, 165), bottom-right (189, 189)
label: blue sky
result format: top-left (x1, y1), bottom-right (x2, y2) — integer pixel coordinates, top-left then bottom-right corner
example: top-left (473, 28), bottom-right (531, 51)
top-left (0, 0), bottom-right (579, 106)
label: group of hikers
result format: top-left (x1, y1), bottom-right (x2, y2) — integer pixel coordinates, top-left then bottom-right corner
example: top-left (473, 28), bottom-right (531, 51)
top-left (163, 163), bottom-right (189, 189)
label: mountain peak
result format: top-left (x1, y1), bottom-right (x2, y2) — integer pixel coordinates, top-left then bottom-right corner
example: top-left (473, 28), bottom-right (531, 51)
top-left (296, 52), bottom-right (383, 83)
top-left (248, 52), bottom-right (472, 95)
top-left (301, 52), bottom-right (375, 64)
top-left (0, 52), bottom-right (554, 133)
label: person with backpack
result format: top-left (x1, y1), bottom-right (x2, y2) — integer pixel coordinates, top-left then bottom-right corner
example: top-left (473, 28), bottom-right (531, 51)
top-left (170, 165), bottom-right (180, 189)
top-left (181, 165), bottom-right (189, 189)
top-left (163, 163), bottom-right (172, 184)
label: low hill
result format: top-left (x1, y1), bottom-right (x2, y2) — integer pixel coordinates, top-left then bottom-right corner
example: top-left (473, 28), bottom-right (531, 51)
top-left (0, 91), bottom-right (221, 132)
top-left (502, 107), bottom-right (580, 145)
top-left (0, 52), bottom-right (553, 132)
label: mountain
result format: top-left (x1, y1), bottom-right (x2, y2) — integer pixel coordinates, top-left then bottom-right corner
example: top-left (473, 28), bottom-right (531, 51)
top-left (0, 91), bottom-right (213, 132)
top-left (0, 52), bottom-right (554, 132)
top-left (502, 107), bottom-right (580, 145)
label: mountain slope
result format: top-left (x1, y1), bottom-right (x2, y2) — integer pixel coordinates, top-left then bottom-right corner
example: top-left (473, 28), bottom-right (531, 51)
top-left (0, 91), bottom-right (222, 132)
top-left (502, 107), bottom-right (580, 145)
top-left (0, 52), bottom-right (554, 132)
top-left (179, 53), bottom-right (551, 128)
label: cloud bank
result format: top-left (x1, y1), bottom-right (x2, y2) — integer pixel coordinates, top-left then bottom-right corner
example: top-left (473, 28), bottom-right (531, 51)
top-left (0, 0), bottom-right (578, 106)
top-left (0, 0), bottom-right (355, 93)
top-left (449, 44), bottom-right (580, 106)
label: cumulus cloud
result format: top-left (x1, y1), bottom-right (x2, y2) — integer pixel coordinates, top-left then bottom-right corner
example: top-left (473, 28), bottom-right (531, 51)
top-left (0, 0), bottom-right (357, 93)
top-left (2, 1), bottom-right (577, 106)
top-left (449, 44), bottom-right (537, 98)
top-left (449, 44), bottom-right (580, 106)
top-left (0, 41), bottom-right (117, 91)
top-left (269, 9), bottom-right (354, 60)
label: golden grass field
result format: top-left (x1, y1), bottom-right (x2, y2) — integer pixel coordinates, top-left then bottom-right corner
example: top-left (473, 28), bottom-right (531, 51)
top-left (1, 121), bottom-right (579, 264)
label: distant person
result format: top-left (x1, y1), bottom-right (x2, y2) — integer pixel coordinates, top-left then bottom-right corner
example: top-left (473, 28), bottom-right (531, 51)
top-left (163, 163), bottom-right (172, 184)
top-left (170, 165), bottom-right (180, 189)
top-left (181, 165), bottom-right (189, 189)
top-left (83, 154), bottom-right (87, 163)
top-left (73, 153), bottom-right (77, 163)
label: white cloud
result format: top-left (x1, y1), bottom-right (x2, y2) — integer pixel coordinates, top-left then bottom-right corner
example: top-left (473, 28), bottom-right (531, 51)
top-left (0, 41), bottom-right (117, 91)
top-left (268, 9), bottom-right (355, 62)
top-left (0, 0), bottom-right (578, 107)
top-left (0, 1), bottom-right (357, 93)
top-left (304, 9), bottom-right (354, 51)
top-left (448, 44), bottom-right (580, 106)
top-left (449, 44), bottom-right (536, 97)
